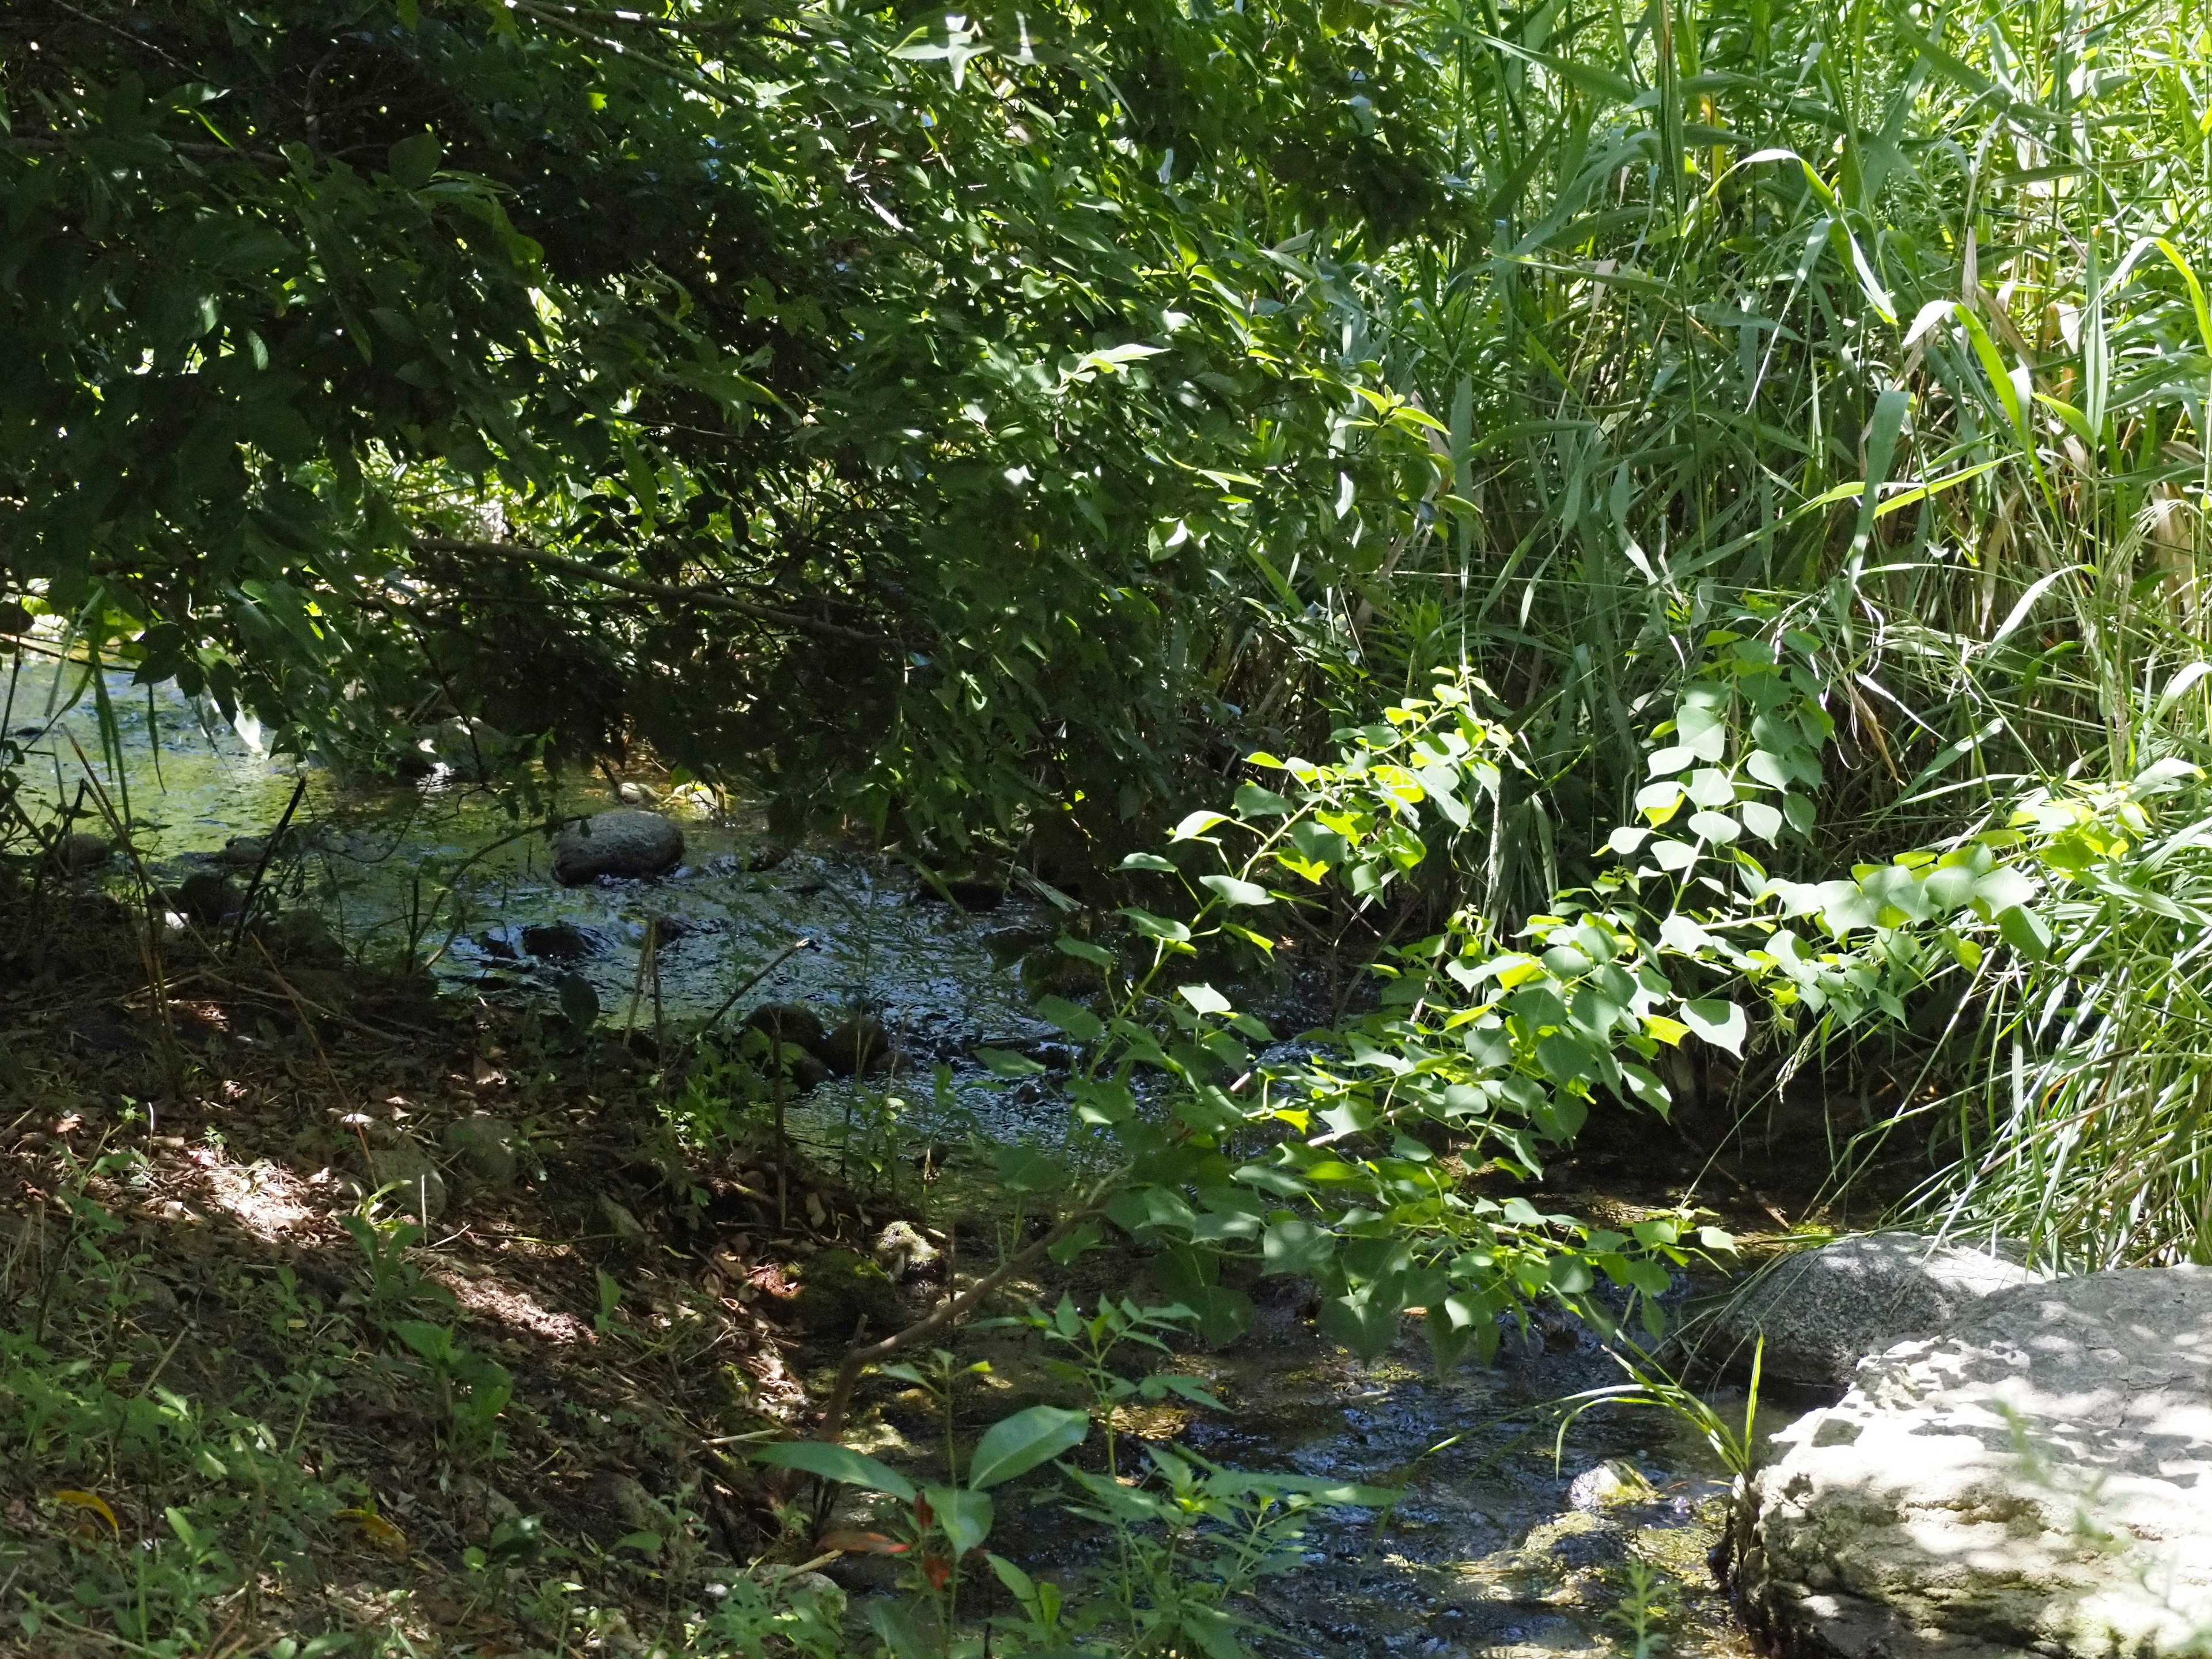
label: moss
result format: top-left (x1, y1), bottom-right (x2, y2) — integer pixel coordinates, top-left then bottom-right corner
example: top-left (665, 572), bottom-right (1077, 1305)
top-left (794, 1248), bottom-right (904, 1342)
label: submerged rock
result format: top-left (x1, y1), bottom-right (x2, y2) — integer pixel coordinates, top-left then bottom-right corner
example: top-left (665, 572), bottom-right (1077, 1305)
top-left (1740, 1266), bottom-right (2212, 1659)
top-left (551, 810), bottom-right (684, 885)
top-left (1706, 1231), bottom-right (2041, 1388)
top-left (520, 921), bottom-right (596, 962)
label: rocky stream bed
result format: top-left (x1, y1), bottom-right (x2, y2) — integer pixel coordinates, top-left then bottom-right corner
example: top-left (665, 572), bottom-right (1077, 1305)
top-left (10, 653), bottom-right (2212, 1659)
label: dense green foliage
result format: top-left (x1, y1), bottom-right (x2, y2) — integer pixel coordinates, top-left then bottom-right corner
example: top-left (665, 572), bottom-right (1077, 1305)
top-left (0, 0), bottom-right (1460, 842)
top-left (13, 0), bottom-right (2212, 1645)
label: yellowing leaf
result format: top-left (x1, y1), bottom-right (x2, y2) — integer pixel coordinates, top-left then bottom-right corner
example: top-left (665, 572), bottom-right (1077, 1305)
top-left (54, 1490), bottom-right (119, 1537)
top-left (338, 1508), bottom-right (410, 1555)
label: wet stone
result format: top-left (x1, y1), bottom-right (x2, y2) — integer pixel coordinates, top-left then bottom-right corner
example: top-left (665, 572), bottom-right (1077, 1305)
top-left (520, 921), bottom-right (595, 962)
top-left (551, 809), bottom-right (684, 885)
top-left (176, 869), bottom-right (244, 924)
top-left (219, 835), bottom-right (268, 869)
top-left (744, 1002), bottom-right (828, 1058)
top-left (822, 1014), bottom-right (893, 1076)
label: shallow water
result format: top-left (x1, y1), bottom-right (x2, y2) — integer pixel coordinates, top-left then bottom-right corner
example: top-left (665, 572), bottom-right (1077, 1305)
top-left (5, 653), bottom-right (1064, 1141)
top-left (7, 651), bottom-right (1773, 1656)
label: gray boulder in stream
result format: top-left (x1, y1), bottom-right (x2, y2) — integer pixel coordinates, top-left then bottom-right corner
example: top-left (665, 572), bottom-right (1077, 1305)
top-left (1739, 1266), bottom-right (2212, 1659)
top-left (551, 810), bottom-right (683, 884)
top-left (1707, 1231), bottom-right (2042, 1388)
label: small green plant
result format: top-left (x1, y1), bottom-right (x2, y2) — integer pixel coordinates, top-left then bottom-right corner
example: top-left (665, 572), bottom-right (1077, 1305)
top-left (1020, 1297), bottom-right (1222, 1478)
top-left (389, 1319), bottom-right (514, 1461)
top-left (687, 1567), bottom-right (849, 1659)
top-left (1603, 1558), bottom-right (1678, 1659)
top-left (759, 1402), bottom-right (1090, 1655)
top-left (1554, 1339), bottom-right (1766, 1484)
top-left (340, 1199), bottom-right (435, 1329)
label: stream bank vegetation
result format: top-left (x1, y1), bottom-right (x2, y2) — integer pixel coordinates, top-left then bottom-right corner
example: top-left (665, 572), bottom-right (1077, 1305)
top-left (8, 0), bottom-right (2212, 1651)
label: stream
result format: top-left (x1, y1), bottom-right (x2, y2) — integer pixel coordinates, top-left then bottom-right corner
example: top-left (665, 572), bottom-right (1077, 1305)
top-left (7, 652), bottom-right (1772, 1659)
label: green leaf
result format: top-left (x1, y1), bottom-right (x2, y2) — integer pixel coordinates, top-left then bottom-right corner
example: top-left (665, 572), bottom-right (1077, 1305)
top-left (1263, 1219), bottom-right (1335, 1275)
top-left (1034, 994), bottom-right (1104, 1043)
top-left (1318, 1285), bottom-right (1400, 1362)
top-left (975, 1047), bottom-right (1046, 1077)
top-left (755, 1441), bottom-right (916, 1501)
top-left (922, 1485), bottom-right (993, 1555)
top-left (1054, 935), bottom-right (1116, 967)
top-left (1199, 874), bottom-right (1272, 906)
top-left (1233, 783), bottom-right (1293, 817)
top-left (1997, 904), bottom-right (2052, 959)
top-left (555, 973), bottom-right (599, 1030)
top-left (993, 1143), bottom-right (1065, 1193)
top-left (1047, 1218), bottom-right (1104, 1266)
top-left (387, 131), bottom-right (443, 190)
top-left (1681, 999), bottom-right (1747, 1057)
top-left (967, 1406), bottom-right (1090, 1490)
top-left (1122, 908), bottom-right (1193, 945)
top-left (1178, 1283), bottom-right (1256, 1347)
top-left (1178, 983), bottom-right (1232, 1016)
top-left (1119, 853), bottom-right (1178, 873)
top-left (866, 1599), bottom-right (937, 1659)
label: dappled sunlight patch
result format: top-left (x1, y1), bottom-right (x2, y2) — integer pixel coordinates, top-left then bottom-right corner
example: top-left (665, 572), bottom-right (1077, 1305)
top-left (435, 1266), bottom-right (590, 1344)
top-left (192, 1154), bottom-right (320, 1243)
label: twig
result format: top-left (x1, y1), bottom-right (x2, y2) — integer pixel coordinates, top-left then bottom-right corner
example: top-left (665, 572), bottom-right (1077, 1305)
top-left (62, 732), bottom-right (180, 1092)
top-left (226, 772), bottom-right (310, 958)
top-left (697, 935), bottom-right (815, 1035)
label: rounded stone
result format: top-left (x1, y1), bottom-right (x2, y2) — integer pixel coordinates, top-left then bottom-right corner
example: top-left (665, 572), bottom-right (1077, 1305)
top-left (219, 836), bottom-right (268, 869)
top-left (442, 1114), bottom-right (520, 1191)
top-left (1705, 1231), bottom-right (2043, 1389)
top-left (366, 1146), bottom-right (448, 1222)
top-left (744, 1002), bottom-right (828, 1054)
top-left (793, 1248), bottom-right (904, 1339)
top-left (551, 810), bottom-right (684, 885)
top-left (822, 1014), bottom-right (892, 1076)
top-left (520, 921), bottom-right (595, 961)
top-left (50, 832), bottom-right (114, 874)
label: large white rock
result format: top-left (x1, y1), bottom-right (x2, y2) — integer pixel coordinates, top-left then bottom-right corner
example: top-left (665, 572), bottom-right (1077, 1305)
top-left (1740, 1266), bottom-right (2212, 1658)
top-left (1709, 1232), bottom-right (2043, 1388)
top-left (551, 809), bottom-right (684, 884)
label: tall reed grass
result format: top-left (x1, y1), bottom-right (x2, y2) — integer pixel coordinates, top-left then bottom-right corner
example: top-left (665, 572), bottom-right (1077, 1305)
top-left (1249, 0), bottom-right (2212, 1260)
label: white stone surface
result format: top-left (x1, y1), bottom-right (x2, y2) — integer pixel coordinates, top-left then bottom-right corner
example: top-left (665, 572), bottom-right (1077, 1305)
top-left (1740, 1266), bottom-right (2212, 1658)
